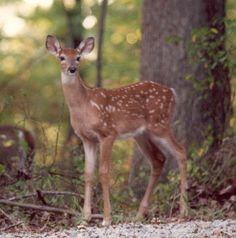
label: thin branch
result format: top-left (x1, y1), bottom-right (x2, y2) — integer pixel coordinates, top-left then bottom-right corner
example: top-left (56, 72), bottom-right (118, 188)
top-left (0, 199), bottom-right (103, 219)
top-left (48, 170), bottom-right (83, 181)
top-left (53, 102), bottom-right (65, 161)
top-left (0, 207), bottom-right (16, 224)
top-left (0, 199), bottom-right (79, 216)
top-left (0, 222), bottom-right (23, 232)
top-left (96, 0), bottom-right (108, 87)
top-left (36, 190), bottom-right (47, 205)
top-left (8, 190), bottom-right (81, 201)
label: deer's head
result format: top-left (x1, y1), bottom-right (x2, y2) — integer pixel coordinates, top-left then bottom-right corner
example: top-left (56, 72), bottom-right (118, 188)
top-left (46, 35), bottom-right (94, 76)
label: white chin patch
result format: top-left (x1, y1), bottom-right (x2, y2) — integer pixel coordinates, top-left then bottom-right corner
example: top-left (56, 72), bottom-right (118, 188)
top-left (68, 71), bottom-right (76, 76)
top-left (61, 72), bottom-right (76, 84)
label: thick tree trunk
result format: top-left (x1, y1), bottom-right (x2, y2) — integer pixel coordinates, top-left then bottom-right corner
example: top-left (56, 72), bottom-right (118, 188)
top-left (129, 0), bottom-right (231, 197)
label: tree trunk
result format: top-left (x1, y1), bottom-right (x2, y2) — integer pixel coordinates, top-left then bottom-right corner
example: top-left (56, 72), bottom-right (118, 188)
top-left (59, 0), bottom-right (84, 178)
top-left (129, 0), bottom-right (231, 197)
top-left (96, 0), bottom-right (108, 87)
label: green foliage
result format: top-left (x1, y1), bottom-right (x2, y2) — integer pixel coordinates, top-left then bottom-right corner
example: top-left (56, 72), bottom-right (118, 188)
top-left (0, 163), bottom-right (6, 174)
top-left (187, 30), bottom-right (218, 91)
top-left (186, 17), bottom-right (236, 91)
top-left (150, 171), bottom-right (180, 217)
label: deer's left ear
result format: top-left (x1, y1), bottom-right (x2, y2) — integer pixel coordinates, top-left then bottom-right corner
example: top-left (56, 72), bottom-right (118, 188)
top-left (76, 37), bottom-right (94, 55)
top-left (46, 35), bottom-right (61, 56)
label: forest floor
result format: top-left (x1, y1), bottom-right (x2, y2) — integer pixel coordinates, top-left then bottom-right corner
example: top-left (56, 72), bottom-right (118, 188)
top-left (0, 219), bottom-right (236, 238)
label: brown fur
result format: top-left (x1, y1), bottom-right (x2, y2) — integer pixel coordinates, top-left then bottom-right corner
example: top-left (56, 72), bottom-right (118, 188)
top-left (46, 35), bottom-right (188, 226)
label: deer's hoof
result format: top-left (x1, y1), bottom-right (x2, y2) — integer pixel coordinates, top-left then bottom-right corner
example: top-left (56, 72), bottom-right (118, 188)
top-left (83, 213), bottom-right (92, 224)
top-left (102, 218), bottom-right (112, 226)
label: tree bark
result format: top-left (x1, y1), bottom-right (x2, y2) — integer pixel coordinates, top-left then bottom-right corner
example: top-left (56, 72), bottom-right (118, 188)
top-left (130, 0), bottom-right (231, 197)
top-left (59, 1), bottom-right (85, 190)
top-left (96, 0), bottom-right (108, 87)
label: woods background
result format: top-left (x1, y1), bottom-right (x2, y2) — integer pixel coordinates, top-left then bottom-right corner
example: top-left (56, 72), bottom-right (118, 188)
top-left (0, 0), bottom-right (236, 229)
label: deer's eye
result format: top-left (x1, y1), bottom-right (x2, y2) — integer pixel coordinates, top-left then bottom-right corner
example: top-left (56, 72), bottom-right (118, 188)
top-left (76, 56), bottom-right (81, 61)
top-left (59, 56), bottom-right (65, 61)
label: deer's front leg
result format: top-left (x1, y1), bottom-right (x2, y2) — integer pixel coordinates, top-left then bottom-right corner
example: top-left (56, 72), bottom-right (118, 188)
top-left (83, 140), bottom-right (97, 222)
top-left (99, 136), bottom-right (114, 226)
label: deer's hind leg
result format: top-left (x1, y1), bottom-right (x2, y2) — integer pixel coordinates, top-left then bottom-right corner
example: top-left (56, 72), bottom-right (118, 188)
top-left (149, 129), bottom-right (188, 216)
top-left (134, 133), bottom-right (166, 220)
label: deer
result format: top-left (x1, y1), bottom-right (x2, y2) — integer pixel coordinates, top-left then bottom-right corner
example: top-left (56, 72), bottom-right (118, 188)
top-left (46, 35), bottom-right (188, 226)
top-left (0, 125), bottom-right (35, 185)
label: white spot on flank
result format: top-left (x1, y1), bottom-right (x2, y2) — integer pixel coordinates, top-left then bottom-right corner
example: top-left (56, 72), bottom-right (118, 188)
top-left (149, 109), bottom-right (155, 114)
top-left (90, 100), bottom-right (100, 110)
top-left (118, 126), bottom-right (146, 139)
top-left (105, 105), bottom-right (116, 112)
top-left (101, 92), bottom-right (106, 98)
top-left (104, 122), bottom-right (107, 127)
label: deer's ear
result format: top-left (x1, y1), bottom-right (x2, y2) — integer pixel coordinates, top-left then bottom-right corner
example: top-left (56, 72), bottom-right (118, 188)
top-left (46, 35), bottom-right (61, 56)
top-left (76, 37), bottom-right (94, 55)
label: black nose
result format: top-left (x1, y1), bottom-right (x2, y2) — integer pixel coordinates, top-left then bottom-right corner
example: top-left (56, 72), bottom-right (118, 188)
top-left (68, 67), bottom-right (76, 74)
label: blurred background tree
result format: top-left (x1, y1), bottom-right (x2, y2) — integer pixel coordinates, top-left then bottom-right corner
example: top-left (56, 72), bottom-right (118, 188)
top-left (130, 0), bottom-right (233, 197)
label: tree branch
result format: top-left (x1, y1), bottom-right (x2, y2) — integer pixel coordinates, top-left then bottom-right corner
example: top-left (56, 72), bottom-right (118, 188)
top-left (0, 222), bottom-right (23, 232)
top-left (0, 199), bottom-right (103, 219)
top-left (0, 199), bottom-right (79, 216)
top-left (0, 207), bottom-right (16, 224)
top-left (7, 190), bottom-right (81, 201)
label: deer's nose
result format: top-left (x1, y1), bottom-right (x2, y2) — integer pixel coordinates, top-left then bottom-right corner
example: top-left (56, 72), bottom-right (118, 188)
top-left (68, 66), bottom-right (77, 74)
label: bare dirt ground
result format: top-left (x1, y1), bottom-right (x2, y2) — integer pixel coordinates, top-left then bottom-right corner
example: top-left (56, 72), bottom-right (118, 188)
top-left (0, 219), bottom-right (236, 238)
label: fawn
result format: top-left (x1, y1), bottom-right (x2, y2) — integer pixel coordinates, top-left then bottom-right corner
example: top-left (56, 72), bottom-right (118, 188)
top-left (46, 35), bottom-right (188, 226)
top-left (0, 125), bottom-right (35, 184)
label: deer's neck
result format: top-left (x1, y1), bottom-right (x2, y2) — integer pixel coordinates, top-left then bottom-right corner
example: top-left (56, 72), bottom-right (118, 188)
top-left (61, 72), bottom-right (88, 108)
